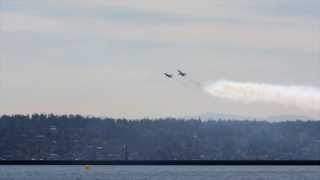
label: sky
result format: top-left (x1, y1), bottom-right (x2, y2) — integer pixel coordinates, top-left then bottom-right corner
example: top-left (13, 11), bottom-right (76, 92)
top-left (1, 0), bottom-right (320, 119)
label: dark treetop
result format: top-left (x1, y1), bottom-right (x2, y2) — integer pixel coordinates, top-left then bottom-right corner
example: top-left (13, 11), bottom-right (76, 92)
top-left (0, 114), bottom-right (319, 160)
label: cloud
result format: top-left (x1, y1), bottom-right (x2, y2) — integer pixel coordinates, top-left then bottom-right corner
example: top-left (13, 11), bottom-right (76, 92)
top-left (251, 0), bottom-right (320, 19)
top-left (54, 0), bottom-right (320, 22)
top-left (1, 11), bottom-right (317, 52)
top-left (4, 0), bottom-right (318, 25)
top-left (0, 12), bottom-right (68, 33)
top-left (1, 0), bottom-right (231, 20)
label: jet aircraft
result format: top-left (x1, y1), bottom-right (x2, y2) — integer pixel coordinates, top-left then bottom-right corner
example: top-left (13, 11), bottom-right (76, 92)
top-left (177, 70), bottom-right (186, 77)
top-left (164, 73), bottom-right (173, 78)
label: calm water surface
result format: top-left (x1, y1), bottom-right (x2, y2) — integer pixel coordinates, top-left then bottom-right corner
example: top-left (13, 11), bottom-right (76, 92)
top-left (0, 165), bottom-right (319, 180)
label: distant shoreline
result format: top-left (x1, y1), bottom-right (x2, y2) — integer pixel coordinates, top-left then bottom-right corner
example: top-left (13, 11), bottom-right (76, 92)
top-left (0, 160), bottom-right (319, 166)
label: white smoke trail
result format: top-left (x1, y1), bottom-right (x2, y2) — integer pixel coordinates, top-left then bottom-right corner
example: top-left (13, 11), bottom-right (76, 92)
top-left (204, 80), bottom-right (320, 112)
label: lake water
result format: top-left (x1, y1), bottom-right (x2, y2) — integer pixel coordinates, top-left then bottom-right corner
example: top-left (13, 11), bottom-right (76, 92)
top-left (0, 166), bottom-right (319, 180)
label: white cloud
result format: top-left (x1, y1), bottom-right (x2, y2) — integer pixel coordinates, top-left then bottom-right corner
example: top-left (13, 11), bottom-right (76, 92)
top-left (45, 0), bottom-right (320, 21)
top-left (1, 11), bottom-right (317, 52)
top-left (0, 12), bottom-right (68, 33)
top-left (61, 0), bottom-right (227, 16)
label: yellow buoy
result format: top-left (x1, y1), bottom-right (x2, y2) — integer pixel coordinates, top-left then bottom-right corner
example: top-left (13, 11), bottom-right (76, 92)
top-left (84, 165), bottom-right (92, 171)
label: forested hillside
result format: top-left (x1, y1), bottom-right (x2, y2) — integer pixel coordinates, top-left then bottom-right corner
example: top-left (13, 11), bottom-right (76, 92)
top-left (0, 114), bottom-right (319, 160)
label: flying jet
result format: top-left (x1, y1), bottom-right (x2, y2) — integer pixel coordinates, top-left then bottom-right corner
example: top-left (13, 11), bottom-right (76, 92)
top-left (164, 73), bottom-right (173, 78)
top-left (177, 70), bottom-right (186, 77)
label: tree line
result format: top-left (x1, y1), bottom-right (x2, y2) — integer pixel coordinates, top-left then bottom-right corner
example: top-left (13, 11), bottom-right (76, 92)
top-left (0, 114), bottom-right (319, 160)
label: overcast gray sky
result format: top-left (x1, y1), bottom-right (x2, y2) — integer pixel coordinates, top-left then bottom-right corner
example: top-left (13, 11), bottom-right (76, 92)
top-left (1, 0), bottom-right (319, 119)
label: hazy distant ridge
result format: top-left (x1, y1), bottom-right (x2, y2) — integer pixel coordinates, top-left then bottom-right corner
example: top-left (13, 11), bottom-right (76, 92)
top-left (189, 112), bottom-right (316, 121)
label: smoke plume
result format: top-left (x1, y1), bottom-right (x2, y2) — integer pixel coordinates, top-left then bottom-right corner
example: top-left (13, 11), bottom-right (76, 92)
top-left (204, 80), bottom-right (320, 112)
